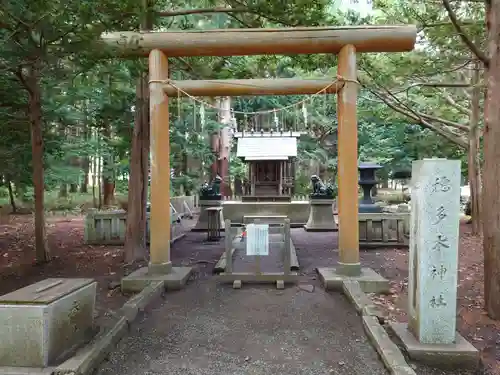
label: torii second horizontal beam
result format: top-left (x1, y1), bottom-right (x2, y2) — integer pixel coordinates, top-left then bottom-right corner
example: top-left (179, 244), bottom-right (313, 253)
top-left (100, 25), bottom-right (417, 57)
top-left (162, 78), bottom-right (341, 97)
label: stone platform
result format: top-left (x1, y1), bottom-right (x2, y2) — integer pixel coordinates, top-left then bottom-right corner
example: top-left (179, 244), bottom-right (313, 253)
top-left (121, 267), bottom-right (193, 293)
top-left (317, 267), bottom-right (389, 294)
top-left (389, 322), bottom-right (480, 369)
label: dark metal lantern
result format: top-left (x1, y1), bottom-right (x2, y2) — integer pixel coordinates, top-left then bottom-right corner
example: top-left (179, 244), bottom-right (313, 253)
top-left (358, 162), bottom-right (382, 213)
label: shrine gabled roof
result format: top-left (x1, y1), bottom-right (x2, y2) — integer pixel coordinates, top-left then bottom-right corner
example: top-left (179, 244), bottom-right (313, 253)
top-left (236, 136), bottom-right (297, 160)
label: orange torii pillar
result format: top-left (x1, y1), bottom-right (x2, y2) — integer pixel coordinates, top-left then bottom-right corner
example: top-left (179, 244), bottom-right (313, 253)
top-left (121, 49), bottom-right (193, 292)
top-left (317, 45), bottom-right (388, 292)
top-left (336, 45), bottom-right (360, 276)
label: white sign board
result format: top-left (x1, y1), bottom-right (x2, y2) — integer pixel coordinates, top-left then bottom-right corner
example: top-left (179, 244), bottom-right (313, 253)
top-left (246, 224), bottom-right (269, 256)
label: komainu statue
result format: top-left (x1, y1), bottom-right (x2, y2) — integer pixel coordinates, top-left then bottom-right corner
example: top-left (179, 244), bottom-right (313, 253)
top-left (310, 175), bottom-right (336, 199)
top-left (199, 175), bottom-right (222, 199)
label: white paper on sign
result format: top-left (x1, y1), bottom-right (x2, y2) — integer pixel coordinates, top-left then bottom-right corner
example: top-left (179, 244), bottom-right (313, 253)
top-left (246, 224), bottom-right (269, 256)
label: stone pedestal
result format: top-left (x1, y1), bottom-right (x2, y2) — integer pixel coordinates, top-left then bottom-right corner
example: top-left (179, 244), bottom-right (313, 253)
top-left (391, 159), bottom-right (479, 368)
top-left (0, 278), bottom-right (97, 367)
top-left (304, 198), bottom-right (337, 232)
top-left (389, 322), bottom-right (479, 369)
top-left (121, 266), bottom-right (193, 293)
top-left (192, 199), bottom-right (225, 232)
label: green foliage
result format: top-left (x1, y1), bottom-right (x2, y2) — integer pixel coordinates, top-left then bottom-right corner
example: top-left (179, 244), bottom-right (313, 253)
top-left (0, 0), bottom-right (479, 212)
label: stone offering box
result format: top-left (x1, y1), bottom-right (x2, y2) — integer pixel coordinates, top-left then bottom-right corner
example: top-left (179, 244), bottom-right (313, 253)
top-left (0, 278), bottom-right (97, 368)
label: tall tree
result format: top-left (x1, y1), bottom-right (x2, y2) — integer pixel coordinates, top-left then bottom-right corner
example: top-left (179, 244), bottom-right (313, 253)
top-left (439, 0), bottom-right (500, 319)
top-left (123, 0), bottom-right (153, 264)
top-left (0, 0), bottom-right (140, 262)
top-left (482, 0), bottom-right (500, 319)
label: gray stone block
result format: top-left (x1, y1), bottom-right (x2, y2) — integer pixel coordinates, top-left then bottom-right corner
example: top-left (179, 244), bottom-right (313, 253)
top-left (121, 266), bottom-right (193, 293)
top-left (317, 267), bottom-right (390, 294)
top-left (0, 279), bottom-right (97, 368)
top-left (362, 316), bottom-right (415, 375)
top-left (389, 322), bottom-right (480, 369)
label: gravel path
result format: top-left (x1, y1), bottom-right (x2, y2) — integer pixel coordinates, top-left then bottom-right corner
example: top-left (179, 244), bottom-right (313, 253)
top-left (97, 279), bottom-right (388, 375)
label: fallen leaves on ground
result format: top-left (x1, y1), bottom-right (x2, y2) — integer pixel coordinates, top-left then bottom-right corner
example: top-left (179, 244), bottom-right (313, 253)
top-left (366, 224), bottom-right (499, 375)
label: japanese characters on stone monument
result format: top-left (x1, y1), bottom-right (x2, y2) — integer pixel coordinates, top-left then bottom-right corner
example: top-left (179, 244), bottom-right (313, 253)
top-left (246, 224), bottom-right (269, 256)
top-left (408, 158), bottom-right (461, 344)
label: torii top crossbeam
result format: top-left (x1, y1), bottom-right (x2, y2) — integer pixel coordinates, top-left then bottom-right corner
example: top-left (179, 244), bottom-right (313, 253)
top-left (100, 25), bottom-right (417, 57)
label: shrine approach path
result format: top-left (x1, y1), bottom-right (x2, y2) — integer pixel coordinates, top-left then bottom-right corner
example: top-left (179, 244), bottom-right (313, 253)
top-left (95, 230), bottom-right (479, 375)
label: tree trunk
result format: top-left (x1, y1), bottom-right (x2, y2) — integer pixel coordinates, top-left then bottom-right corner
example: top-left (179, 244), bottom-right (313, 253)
top-left (124, 1), bottom-right (152, 263)
top-left (468, 61), bottom-right (482, 235)
top-left (124, 75), bottom-right (149, 263)
top-left (102, 72), bottom-right (116, 206)
top-left (210, 130), bottom-right (219, 180)
top-left (7, 178), bottom-right (16, 213)
top-left (234, 177), bottom-right (243, 196)
top-left (80, 157), bottom-right (89, 193)
top-left (97, 155), bottom-right (102, 209)
top-left (102, 137), bottom-right (115, 206)
top-left (69, 184), bottom-right (78, 193)
top-left (181, 150), bottom-right (188, 194)
top-left (26, 64), bottom-right (50, 263)
top-left (92, 153), bottom-right (98, 207)
top-left (102, 179), bottom-right (115, 206)
top-left (218, 96), bottom-right (232, 196)
top-left (210, 97), bottom-right (220, 181)
top-left (319, 164), bottom-right (328, 181)
top-left (483, 0), bottom-right (500, 319)
top-left (59, 184), bottom-right (68, 198)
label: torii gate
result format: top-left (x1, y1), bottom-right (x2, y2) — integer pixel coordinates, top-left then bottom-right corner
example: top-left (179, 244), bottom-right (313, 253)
top-left (102, 25), bottom-right (417, 289)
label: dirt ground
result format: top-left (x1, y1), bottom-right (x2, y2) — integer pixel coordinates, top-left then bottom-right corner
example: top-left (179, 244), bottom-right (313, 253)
top-left (0, 214), bottom-right (193, 325)
top-left (0, 214), bottom-right (497, 374)
top-left (365, 223), bottom-right (499, 375)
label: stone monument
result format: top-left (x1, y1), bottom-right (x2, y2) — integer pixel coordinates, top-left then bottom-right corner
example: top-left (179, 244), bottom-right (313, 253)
top-left (304, 175), bottom-right (337, 231)
top-left (389, 159), bottom-right (479, 368)
top-left (192, 175), bottom-right (225, 232)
